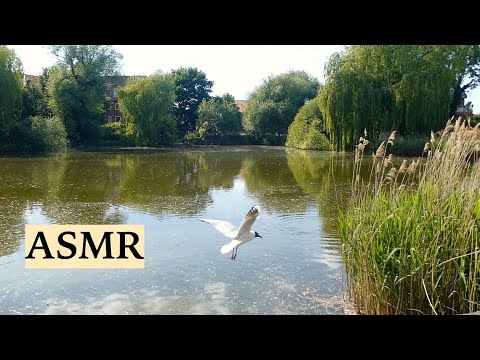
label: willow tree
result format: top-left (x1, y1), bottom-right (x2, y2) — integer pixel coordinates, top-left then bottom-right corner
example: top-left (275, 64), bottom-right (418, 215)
top-left (118, 73), bottom-right (177, 146)
top-left (0, 46), bottom-right (23, 134)
top-left (319, 45), bottom-right (477, 151)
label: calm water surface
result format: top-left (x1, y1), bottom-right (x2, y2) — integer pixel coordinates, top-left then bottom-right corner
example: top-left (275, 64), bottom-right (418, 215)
top-left (0, 146), bottom-right (357, 314)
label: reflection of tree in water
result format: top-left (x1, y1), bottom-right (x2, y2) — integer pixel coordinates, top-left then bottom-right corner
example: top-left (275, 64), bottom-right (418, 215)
top-left (116, 151), bottom-right (242, 217)
top-left (41, 153), bottom-right (125, 224)
top-left (285, 149), bottom-right (359, 235)
top-left (0, 155), bottom-right (68, 256)
top-left (0, 198), bottom-right (24, 257)
top-left (241, 148), bottom-right (314, 214)
top-left (0, 147), bottom-right (364, 258)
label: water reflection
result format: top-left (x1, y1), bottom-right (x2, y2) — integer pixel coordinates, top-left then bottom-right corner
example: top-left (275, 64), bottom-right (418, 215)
top-left (0, 146), bottom-right (357, 314)
top-left (43, 282), bottom-right (230, 315)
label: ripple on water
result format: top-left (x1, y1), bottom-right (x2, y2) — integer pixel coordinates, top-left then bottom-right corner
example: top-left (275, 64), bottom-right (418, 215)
top-left (0, 148), bottom-right (356, 314)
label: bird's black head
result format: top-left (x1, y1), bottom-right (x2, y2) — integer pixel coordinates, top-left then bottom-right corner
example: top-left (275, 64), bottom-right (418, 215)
top-left (254, 231), bottom-right (263, 238)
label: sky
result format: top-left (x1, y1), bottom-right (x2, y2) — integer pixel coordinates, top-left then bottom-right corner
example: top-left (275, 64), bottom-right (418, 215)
top-left (7, 45), bottom-right (480, 111)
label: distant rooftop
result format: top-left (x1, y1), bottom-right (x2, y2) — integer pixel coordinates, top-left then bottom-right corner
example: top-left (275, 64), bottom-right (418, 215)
top-left (103, 75), bottom-right (146, 89)
top-left (234, 100), bottom-right (247, 113)
top-left (23, 74), bottom-right (39, 86)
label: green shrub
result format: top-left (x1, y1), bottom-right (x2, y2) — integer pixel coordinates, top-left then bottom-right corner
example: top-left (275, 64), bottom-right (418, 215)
top-left (102, 122), bottom-right (135, 146)
top-left (302, 120), bottom-right (331, 150)
top-left (7, 116), bottom-right (68, 153)
top-left (286, 99), bottom-right (330, 150)
top-left (383, 133), bottom-right (428, 157)
top-left (185, 131), bottom-right (200, 144)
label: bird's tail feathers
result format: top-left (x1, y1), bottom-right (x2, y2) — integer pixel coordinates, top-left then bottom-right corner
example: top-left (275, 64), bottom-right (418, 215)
top-left (221, 240), bottom-right (242, 254)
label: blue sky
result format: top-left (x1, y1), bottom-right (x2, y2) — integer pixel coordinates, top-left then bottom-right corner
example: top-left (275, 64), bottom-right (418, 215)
top-left (8, 45), bottom-right (480, 112)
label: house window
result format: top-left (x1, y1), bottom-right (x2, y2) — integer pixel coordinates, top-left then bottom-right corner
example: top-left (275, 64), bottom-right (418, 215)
top-left (113, 89), bottom-right (118, 97)
top-left (115, 103), bottom-right (120, 110)
top-left (108, 116), bottom-right (112, 122)
top-left (115, 116), bottom-right (122, 122)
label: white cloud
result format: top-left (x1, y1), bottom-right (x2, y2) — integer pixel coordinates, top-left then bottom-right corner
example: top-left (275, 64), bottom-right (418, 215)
top-left (43, 282), bottom-right (231, 315)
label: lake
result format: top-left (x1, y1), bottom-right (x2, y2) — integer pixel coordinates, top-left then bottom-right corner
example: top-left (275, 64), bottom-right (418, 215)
top-left (0, 146), bottom-right (357, 314)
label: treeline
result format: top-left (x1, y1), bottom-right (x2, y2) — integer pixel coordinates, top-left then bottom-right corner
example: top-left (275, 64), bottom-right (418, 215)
top-left (0, 45), bottom-right (245, 152)
top-left (1, 45), bottom-right (479, 153)
top-left (287, 45), bottom-right (480, 152)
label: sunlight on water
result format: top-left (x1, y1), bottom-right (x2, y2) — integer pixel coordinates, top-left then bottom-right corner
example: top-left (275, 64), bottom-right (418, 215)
top-left (0, 147), bottom-right (357, 314)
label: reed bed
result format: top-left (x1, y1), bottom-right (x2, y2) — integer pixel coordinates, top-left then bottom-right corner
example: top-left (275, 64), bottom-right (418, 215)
top-left (339, 118), bottom-right (480, 314)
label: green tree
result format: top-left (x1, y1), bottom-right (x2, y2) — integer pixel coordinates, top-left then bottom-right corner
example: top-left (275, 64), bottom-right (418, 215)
top-left (171, 67), bottom-right (213, 135)
top-left (319, 45), bottom-right (479, 151)
top-left (22, 83), bottom-right (51, 118)
top-left (197, 93), bottom-right (242, 136)
top-left (0, 46), bottom-right (23, 135)
top-left (47, 45), bottom-right (123, 144)
top-left (39, 67), bottom-right (51, 93)
top-left (286, 97), bottom-right (330, 150)
top-left (118, 73), bottom-right (177, 146)
top-left (448, 46), bottom-right (480, 116)
top-left (242, 70), bottom-right (320, 142)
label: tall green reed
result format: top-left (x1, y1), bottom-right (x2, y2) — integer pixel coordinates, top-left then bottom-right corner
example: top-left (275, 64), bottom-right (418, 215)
top-left (340, 118), bottom-right (480, 314)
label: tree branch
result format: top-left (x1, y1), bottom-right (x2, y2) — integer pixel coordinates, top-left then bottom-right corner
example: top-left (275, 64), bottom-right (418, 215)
top-left (461, 78), bottom-right (476, 91)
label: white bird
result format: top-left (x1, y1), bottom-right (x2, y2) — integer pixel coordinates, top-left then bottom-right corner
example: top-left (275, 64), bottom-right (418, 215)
top-left (200, 206), bottom-right (263, 260)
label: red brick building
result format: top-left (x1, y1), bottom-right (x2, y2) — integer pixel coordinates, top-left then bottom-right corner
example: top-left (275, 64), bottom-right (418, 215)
top-left (23, 74), bottom-right (39, 87)
top-left (104, 75), bottom-right (145, 123)
top-left (234, 100), bottom-right (247, 113)
top-left (23, 74), bottom-right (145, 123)
top-left (24, 73), bottom-right (245, 122)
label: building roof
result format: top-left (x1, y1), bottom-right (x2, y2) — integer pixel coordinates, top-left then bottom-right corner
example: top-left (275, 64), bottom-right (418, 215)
top-left (23, 74), bottom-right (40, 86)
top-left (234, 100), bottom-right (247, 113)
top-left (103, 75), bottom-right (146, 90)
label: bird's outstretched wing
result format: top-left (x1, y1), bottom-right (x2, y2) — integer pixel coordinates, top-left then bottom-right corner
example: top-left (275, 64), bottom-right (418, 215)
top-left (200, 219), bottom-right (238, 238)
top-left (221, 240), bottom-right (242, 254)
top-left (236, 206), bottom-right (260, 236)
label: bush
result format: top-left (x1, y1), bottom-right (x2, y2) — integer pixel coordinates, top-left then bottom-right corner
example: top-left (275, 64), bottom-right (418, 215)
top-left (302, 120), bottom-right (331, 150)
top-left (286, 99), bottom-right (330, 150)
top-left (471, 114), bottom-right (480, 127)
top-left (381, 133), bottom-right (428, 157)
top-left (184, 131), bottom-right (201, 145)
top-left (8, 116), bottom-right (68, 153)
top-left (340, 120), bottom-right (480, 315)
top-left (102, 122), bottom-right (135, 146)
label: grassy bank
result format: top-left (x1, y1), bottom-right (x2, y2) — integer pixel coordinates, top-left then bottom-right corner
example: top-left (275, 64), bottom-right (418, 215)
top-left (339, 120), bottom-right (480, 314)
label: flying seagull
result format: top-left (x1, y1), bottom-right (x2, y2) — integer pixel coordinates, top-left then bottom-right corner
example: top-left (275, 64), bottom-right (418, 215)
top-left (200, 206), bottom-right (263, 260)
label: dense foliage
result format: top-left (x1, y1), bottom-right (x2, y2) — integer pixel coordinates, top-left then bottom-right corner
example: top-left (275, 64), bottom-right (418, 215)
top-left (243, 70), bottom-right (319, 143)
top-left (197, 93), bottom-right (242, 136)
top-left (0, 46), bottom-right (23, 134)
top-left (172, 67), bottom-right (213, 136)
top-left (286, 97), bottom-right (330, 150)
top-left (319, 45), bottom-right (480, 151)
top-left (48, 45), bottom-right (123, 144)
top-left (7, 116), bottom-right (68, 153)
top-left (118, 73), bottom-right (177, 146)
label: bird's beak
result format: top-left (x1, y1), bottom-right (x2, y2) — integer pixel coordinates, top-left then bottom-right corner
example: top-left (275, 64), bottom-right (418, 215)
top-left (258, 235), bottom-right (263, 238)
